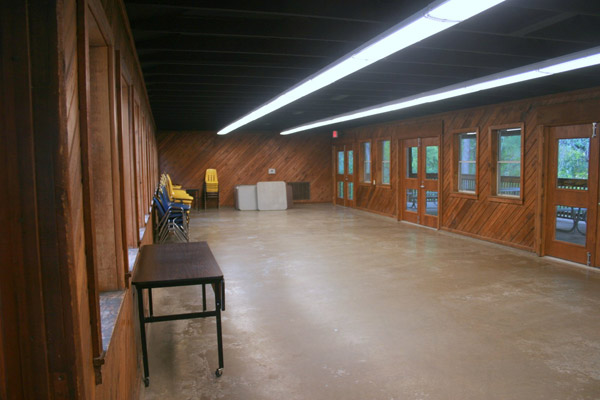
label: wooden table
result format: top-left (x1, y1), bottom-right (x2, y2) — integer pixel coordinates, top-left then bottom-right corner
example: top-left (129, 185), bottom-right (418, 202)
top-left (132, 242), bottom-right (225, 386)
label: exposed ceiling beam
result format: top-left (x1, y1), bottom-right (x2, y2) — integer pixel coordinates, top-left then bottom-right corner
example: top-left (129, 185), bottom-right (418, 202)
top-left (135, 35), bottom-right (355, 58)
top-left (130, 16), bottom-right (384, 43)
top-left (417, 30), bottom-right (593, 59)
top-left (512, 0), bottom-right (600, 16)
top-left (125, 0), bottom-right (430, 23)
top-left (510, 12), bottom-right (577, 36)
top-left (137, 52), bottom-right (327, 69)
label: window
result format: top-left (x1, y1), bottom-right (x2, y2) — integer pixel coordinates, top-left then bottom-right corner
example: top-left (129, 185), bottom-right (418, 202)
top-left (360, 141), bottom-right (372, 184)
top-left (337, 151), bottom-right (344, 175)
top-left (454, 130), bottom-right (478, 194)
top-left (490, 125), bottom-right (523, 200)
top-left (378, 140), bottom-right (391, 185)
top-left (406, 146), bottom-right (418, 178)
top-left (347, 150), bottom-right (354, 175)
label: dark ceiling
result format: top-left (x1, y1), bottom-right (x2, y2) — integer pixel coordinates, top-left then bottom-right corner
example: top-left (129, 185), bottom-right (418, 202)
top-left (123, 0), bottom-right (600, 133)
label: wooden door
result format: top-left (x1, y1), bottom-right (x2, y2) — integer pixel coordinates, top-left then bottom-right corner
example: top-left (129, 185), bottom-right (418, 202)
top-left (544, 124), bottom-right (598, 265)
top-left (334, 144), bottom-right (355, 207)
top-left (401, 137), bottom-right (440, 227)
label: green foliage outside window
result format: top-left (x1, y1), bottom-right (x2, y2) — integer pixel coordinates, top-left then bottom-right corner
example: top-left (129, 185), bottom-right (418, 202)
top-left (426, 146), bottom-right (438, 175)
top-left (558, 138), bottom-right (589, 179)
top-left (381, 140), bottom-right (391, 184)
top-left (348, 151), bottom-right (354, 174)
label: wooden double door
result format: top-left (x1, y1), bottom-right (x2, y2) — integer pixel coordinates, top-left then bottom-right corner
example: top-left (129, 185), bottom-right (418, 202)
top-left (401, 137), bottom-right (440, 228)
top-left (544, 123), bottom-right (599, 265)
top-left (334, 144), bottom-right (355, 207)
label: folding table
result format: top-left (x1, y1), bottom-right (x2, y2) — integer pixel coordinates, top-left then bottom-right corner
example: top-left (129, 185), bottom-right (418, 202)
top-left (132, 242), bottom-right (225, 387)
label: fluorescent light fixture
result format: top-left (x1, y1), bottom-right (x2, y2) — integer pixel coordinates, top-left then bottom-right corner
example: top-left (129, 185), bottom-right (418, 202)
top-left (217, 0), bottom-right (506, 135)
top-left (280, 46), bottom-right (600, 135)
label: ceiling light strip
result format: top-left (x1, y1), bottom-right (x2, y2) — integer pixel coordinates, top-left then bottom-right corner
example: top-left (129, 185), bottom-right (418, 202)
top-left (280, 47), bottom-right (600, 135)
top-left (217, 0), bottom-right (506, 135)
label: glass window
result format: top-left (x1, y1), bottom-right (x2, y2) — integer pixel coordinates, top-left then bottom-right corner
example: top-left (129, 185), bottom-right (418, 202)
top-left (457, 132), bottom-right (477, 193)
top-left (361, 142), bottom-right (371, 183)
top-left (493, 128), bottom-right (522, 197)
top-left (406, 189), bottom-right (418, 211)
top-left (555, 206), bottom-right (586, 246)
top-left (407, 146), bottom-right (418, 179)
top-left (337, 181), bottom-right (344, 199)
top-left (337, 151), bottom-right (344, 175)
top-left (380, 140), bottom-right (391, 185)
top-left (426, 146), bottom-right (438, 180)
top-left (348, 150), bottom-right (354, 175)
top-left (425, 191), bottom-right (438, 216)
top-left (557, 138), bottom-right (589, 190)
top-left (348, 182), bottom-right (354, 200)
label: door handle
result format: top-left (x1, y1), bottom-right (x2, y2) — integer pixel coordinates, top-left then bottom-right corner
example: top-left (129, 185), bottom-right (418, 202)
top-left (420, 185), bottom-right (425, 188)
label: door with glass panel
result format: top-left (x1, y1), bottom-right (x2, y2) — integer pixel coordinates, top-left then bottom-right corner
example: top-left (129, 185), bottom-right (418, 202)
top-left (402, 137), bottom-right (440, 228)
top-left (544, 124), bottom-right (598, 265)
top-left (334, 144), bottom-right (355, 207)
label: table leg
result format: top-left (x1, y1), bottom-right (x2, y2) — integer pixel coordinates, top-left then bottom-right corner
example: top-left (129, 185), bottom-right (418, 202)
top-left (222, 280), bottom-right (225, 311)
top-left (215, 280), bottom-right (224, 377)
top-left (136, 286), bottom-right (150, 387)
top-left (148, 287), bottom-right (154, 317)
top-left (202, 284), bottom-right (206, 311)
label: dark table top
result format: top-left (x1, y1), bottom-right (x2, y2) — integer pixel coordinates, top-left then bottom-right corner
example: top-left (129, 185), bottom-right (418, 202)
top-left (132, 242), bottom-right (223, 288)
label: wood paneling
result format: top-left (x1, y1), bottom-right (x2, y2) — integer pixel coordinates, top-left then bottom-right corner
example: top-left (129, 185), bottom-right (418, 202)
top-left (341, 125), bottom-right (398, 216)
top-left (2, 0), bottom-right (157, 397)
top-left (157, 130), bottom-right (333, 206)
top-left (344, 121), bottom-right (442, 217)
top-left (1, 1), bottom-right (52, 397)
top-left (341, 87), bottom-right (600, 253)
top-left (89, 45), bottom-right (122, 291)
top-left (441, 103), bottom-right (539, 250)
top-left (94, 288), bottom-right (140, 400)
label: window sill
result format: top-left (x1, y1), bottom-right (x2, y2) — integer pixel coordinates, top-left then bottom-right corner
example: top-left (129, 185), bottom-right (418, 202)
top-left (128, 247), bottom-right (139, 273)
top-left (450, 191), bottom-right (478, 200)
top-left (99, 290), bottom-right (126, 352)
top-left (488, 195), bottom-right (523, 205)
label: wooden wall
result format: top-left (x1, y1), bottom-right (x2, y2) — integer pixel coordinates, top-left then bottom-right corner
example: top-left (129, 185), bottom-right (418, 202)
top-left (351, 127), bottom-right (399, 217)
top-left (2, 0), bottom-right (158, 398)
top-left (1, 1), bottom-right (54, 398)
top-left (157, 130), bottom-right (333, 206)
top-left (341, 87), bottom-right (600, 253)
top-left (440, 102), bottom-right (537, 250)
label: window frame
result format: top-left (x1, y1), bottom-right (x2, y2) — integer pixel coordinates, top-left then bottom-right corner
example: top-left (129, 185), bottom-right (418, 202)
top-left (377, 138), bottom-right (392, 188)
top-left (489, 123), bottom-right (525, 204)
top-left (359, 140), bottom-right (373, 185)
top-left (451, 128), bottom-right (479, 199)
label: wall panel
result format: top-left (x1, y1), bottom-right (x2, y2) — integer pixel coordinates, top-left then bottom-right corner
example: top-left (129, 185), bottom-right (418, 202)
top-left (158, 131), bottom-right (333, 206)
top-left (341, 87), bottom-right (600, 252)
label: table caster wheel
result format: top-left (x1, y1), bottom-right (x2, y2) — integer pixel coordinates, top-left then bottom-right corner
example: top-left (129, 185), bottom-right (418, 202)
top-left (144, 377), bottom-right (150, 387)
top-left (215, 368), bottom-right (223, 377)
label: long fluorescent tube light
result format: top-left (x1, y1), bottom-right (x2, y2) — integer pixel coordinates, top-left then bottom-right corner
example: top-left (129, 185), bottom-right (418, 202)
top-left (280, 46), bottom-right (600, 135)
top-left (217, 0), bottom-right (506, 135)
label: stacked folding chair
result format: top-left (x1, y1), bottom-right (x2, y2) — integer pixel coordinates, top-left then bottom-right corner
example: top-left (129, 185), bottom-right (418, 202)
top-left (154, 174), bottom-right (191, 242)
top-left (162, 173), bottom-right (193, 205)
top-left (203, 169), bottom-right (219, 210)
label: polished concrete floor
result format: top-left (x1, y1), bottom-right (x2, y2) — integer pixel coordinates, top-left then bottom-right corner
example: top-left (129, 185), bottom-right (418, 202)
top-left (140, 204), bottom-right (600, 400)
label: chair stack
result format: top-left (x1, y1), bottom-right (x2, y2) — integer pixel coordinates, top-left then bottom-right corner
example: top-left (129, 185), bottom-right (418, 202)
top-left (162, 173), bottom-right (193, 205)
top-left (154, 174), bottom-right (191, 242)
top-left (203, 169), bottom-right (219, 210)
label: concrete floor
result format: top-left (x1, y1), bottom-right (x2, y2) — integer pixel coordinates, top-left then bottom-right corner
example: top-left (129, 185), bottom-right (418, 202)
top-left (140, 204), bottom-right (600, 400)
